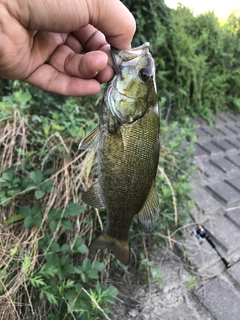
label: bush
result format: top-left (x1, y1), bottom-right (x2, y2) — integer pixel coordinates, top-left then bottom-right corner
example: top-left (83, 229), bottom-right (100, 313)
top-left (124, 1), bottom-right (240, 121)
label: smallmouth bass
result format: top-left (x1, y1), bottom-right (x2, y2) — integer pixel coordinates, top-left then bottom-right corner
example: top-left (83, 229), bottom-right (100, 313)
top-left (79, 42), bottom-right (160, 265)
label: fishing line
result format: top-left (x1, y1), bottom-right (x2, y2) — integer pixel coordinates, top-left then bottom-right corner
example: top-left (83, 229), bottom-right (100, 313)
top-left (189, 213), bottom-right (231, 269)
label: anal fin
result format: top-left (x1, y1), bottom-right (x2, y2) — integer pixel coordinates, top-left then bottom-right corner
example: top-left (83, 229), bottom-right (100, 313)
top-left (78, 125), bottom-right (100, 150)
top-left (89, 233), bottom-right (130, 266)
top-left (82, 180), bottom-right (104, 208)
top-left (137, 183), bottom-right (160, 234)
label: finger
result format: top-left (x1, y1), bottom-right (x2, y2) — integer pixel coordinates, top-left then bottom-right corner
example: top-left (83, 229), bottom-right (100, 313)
top-left (73, 25), bottom-right (107, 51)
top-left (48, 45), bottom-right (109, 79)
top-left (16, 0), bottom-right (136, 49)
top-left (64, 34), bottom-right (83, 53)
top-left (73, 25), bottom-right (113, 67)
top-left (95, 64), bottom-right (114, 84)
top-left (24, 64), bottom-right (101, 96)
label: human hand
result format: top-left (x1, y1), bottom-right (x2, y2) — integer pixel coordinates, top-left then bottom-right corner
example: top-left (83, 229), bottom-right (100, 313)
top-left (0, 0), bottom-right (135, 96)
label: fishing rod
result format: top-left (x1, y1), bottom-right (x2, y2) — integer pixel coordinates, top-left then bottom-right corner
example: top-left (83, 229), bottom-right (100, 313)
top-left (189, 213), bottom-right (231, 269)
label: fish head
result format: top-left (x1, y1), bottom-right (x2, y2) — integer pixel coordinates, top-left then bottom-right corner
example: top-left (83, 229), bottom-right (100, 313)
top-left (105, 42), bottom-right (158, 123)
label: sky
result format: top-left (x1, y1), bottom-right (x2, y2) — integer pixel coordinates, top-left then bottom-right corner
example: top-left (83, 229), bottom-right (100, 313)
top-left (165, 0), bottom-right (240, 19)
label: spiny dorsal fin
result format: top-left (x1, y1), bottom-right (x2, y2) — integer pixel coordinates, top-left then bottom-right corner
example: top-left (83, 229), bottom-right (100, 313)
top-left (82, 180), bottom-right (105, 208)
top-left (89, 233), bottom-right (130, 266)
top-left (137, 183), bottom-right (160, 234)
top-left (78, 125), bottom-right (100, 150)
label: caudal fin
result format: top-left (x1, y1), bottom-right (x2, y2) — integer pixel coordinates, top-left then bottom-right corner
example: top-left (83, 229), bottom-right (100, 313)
top-left (89, 233), bottom-right (130, 265)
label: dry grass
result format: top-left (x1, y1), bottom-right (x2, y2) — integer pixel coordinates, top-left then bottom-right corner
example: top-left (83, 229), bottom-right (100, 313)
top-left (0, 109), bottom-right (97, 319)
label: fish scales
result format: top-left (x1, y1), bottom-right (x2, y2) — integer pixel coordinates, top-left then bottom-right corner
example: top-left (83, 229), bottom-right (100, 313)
top-left (79, 42), bottom-right (160, 265)
top-left (99, 110), bottom-right (159, 238)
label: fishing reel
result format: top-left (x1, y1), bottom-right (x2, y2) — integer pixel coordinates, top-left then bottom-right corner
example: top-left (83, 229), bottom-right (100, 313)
top-left (191, 224), bottom-right (206, 244)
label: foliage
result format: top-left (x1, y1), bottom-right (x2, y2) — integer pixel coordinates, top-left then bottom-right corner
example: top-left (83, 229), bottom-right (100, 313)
top-left (138, 253), bottom-right (163, 284)
top-left (156, 117), bottom-right (195, 234)
top-left (184, 273), bottom-right (198, 291)
top-left (0, 89), bottom-right (116, 319)
top-left (124, 1), bottom-right (240, 121)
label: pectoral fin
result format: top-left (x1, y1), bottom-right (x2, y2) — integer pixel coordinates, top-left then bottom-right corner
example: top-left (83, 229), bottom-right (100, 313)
top-left (78, 125), bottom-right (100, 150)
top-left (137, 183), bottom-right (160, 234)
top-left (89, 233), bottom-right (130, 266)
top-left (82, 181), bottom-right (104, 208)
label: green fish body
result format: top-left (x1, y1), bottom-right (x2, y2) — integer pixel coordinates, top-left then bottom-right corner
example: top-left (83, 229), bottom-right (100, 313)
top-left (79, 43), bottom-right (160, 265)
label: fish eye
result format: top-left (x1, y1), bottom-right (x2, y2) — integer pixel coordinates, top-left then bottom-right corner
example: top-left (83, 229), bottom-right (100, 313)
top-left (139, 68), bottom-right (151, 82)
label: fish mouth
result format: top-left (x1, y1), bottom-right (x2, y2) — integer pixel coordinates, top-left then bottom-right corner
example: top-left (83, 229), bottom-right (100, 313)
top-left (111, 42), bottom-right (150, 73)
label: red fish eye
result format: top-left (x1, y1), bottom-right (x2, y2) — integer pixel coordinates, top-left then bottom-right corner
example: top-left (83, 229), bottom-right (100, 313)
top-left (139, 68), bottom-right (151, 82)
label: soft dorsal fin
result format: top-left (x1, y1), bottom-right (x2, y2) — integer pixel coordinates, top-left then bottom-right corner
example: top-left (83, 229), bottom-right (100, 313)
top-left (78, 125), bottom-right (100, 150)
top-left (82, 180), bottom-right (105, 208)
top-left (137, 183), bottom-right (160, 234)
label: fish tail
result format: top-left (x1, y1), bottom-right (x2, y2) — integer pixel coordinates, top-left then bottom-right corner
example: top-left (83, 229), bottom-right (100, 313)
top-left (89, 233), bottom-right (130, 266)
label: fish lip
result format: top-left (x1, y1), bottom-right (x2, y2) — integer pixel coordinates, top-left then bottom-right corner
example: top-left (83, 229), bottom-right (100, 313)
top-left (111, 42), bottom-right (150, 73)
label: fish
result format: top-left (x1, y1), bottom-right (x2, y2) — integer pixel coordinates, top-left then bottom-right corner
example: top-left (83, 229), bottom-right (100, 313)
top-left (79, 42), bottom-right (160, 265)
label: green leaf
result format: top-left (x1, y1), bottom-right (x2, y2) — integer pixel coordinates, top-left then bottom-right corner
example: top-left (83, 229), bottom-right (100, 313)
top-left (64, 202), bottom-right (85, 217)
top-left (73, 237), bottom-right (88, 254)
top-left (0, 197), bottom-right (11, 206)
top-left (50, 220), bottom-right (58, 232)
top-left (42, 180), bottom-right (53, 191)
top-left (78, 243), bottom-right (88, 254)
top-left (61, 244), bottom-right (70, 252)
top-left (82, 258), bottom-right (91, 270)
top-left (14, 90), bottom-right (31, 104)
top-left (18, 206), bottom-right (32, 217)
top-left (61, 219), bottom-right (72, 230)
top-left (50, 242), bottom-right (61, 253)
top-left (43, 168), bottom-right (55, 176)
top-left (92, 261), bottom-right (105, 272)
top-left (81, 272), bottom-right (88, 283)
top-left (35, 189), bottom-right (45, 199)
top-left (86, 269), bottom-right (99, 279)
top-left (24, 216), bottom-right (33, 229)
top-left (2, 171), bottom-right (14, 182)
top-left (30, 170), bottom-right (43, 184)
top-left (3, 214), bottom-right (24, 227)
top-left (29, 275), bottom-right (46, 288)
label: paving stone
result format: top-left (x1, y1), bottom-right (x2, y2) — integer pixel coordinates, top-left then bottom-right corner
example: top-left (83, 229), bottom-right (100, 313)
top-left (204, 216), bottom-right (240, 252)
top-left (225, 176), bottom-right (240, 192)
top-left (191, 169), bottom-right (205, 183)
top-left (226, 124), bottom-right (240, 135)
top-left (195, 277), bottom-right (240, 320)
top-left (226, 137), bottom-right (240, 149)
top-left (194, 143), bottom-right (210, 156)
top-left (206, 181), bottom-right (240, 207)
top-left (190, 185), bottom-right (224, 215)
top-left (202, 126), bottom-right (224, 138)
top-left (193, 157), bottom-right (224, 178)
top-left (199, 141), bottom-right (224, 154)
top-left (225, 111), bottom-right (239, 122)
top-left (218, 113), bottom-right (236, 124)
top-left (213, 115), bottom-right (226, 127)
top-left (210, 156), bottom-right (239, 173)
top-left (213, 139), bottom-right (237, 152)
top-left (225, 207), bottom-right (240, 228)
top-left (195, 127), bottom-right (211, 140)
top-left (227, 260), bottom-right (240, 286)
top-left (225, 152), bottom-right (240, 167)
top-left (217, 126), bottom-right (236, 137)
